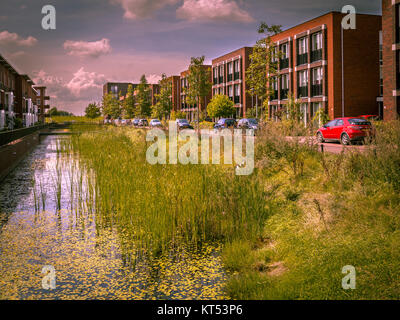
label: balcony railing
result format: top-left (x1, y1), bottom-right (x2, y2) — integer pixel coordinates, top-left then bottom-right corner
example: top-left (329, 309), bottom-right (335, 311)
top-left (297, 53), bottom-right (308, 66)
top-left (311, 84), bottom-right (323, 97)
top-left (298, 86), bottom-right (308, 98)
top-left (280, 89), bottom-right (289, 100)
top-left (280, 58), bottom-right (289, 70)
top-left (234, 72), bottom-right (240, 81)
top-left (311, 49), bottom-right (323, 63)
top-left (234, 96), bottom-right (240, 104)
top-left (228, 74), bottom-right (233, 82)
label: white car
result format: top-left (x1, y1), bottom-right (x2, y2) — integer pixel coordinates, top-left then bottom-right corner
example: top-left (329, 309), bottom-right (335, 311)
top-left (149, 119), bottom-right (162, 127)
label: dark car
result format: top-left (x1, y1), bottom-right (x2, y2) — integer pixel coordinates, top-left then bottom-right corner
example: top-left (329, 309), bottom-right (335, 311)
top-left (132, 119), bottom-right (140, 126)
top-left (316, 117), bottom-right (374, 145)
top-left (214, 118), bottom-right (236, 130)
top-left (176, 119), bottom-right (193, 130)
top-left (138, 119), bottom-right (148, 127)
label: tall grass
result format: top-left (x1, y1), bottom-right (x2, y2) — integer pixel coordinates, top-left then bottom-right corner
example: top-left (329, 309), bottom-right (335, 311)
top-left (68, 127), bottom-right (270, 256)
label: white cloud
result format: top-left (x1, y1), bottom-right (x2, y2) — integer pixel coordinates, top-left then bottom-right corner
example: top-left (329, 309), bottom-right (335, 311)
top-left (63, 38), bottom-right (112, 58)
top-left (176, 0), bottom-right (253, 23)
top-left (66, 68), bottom-right (106, 97)
top-left (145, 74), bottom-right (162, 84)
top-left (111, 0), bottom-right (179, 19)
top-left (0, 30), bottom-right (37, 47)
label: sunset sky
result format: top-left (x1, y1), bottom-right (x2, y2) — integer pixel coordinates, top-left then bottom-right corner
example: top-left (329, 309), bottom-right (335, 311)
top-left (0, 0), bottom-right (381, 115)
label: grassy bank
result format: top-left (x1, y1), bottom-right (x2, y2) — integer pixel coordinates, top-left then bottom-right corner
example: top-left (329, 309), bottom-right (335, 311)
top-left (224, 121), bottom-right (400, 299)
top-left (68, 121), bottom-right (400, 299)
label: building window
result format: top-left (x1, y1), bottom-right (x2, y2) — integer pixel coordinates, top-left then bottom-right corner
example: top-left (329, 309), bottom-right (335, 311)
top-left (213, 68), bottom-right (218, 84)
top-left (280, 74), bottom-right (289, 100)
top-left (219, 65), bottom-right (224, 84)
top-left (297, 70), bottom-right (308, 98)
top-left (227, 62), bottom-right (233, 82)
top-left (301, 103), bottom-right (308, 126)
top-left (297, 36), bottom-right (308, 66)
top-left (234, 60), bottom-right (240, 80)
top-left (280, 43), bottom-right (289, 70)
top-left (397, 4), bottom-right (400, 43)
top-left (234, 84), bottom-right (240, 104)
top-left (271, 77), bottom-right (278, 100)
top-left (311, 32), bottom-right (323, 62)
top-left (228, 85), bottom-right (233, 100)
top-left (311, 67), bottom-right (323, 96)
top-left (312, 102), bottom-right (323, 126)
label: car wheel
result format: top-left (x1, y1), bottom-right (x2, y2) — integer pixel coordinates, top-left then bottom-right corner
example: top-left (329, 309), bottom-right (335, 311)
top-left (341, 133), bottom-right (351, 145)
top-left (317, 132), bottom-right (324, 143)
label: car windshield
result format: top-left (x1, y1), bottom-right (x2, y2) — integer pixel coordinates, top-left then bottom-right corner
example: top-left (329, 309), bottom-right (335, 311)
top-left (248, 119), bottom-right (258, 125)
top-left (349, 119), bottom-right (371, 126)
top-left (178, 119), bottom-right (189, 124)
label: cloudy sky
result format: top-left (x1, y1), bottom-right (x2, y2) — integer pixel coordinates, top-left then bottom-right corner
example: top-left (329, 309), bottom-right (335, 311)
top-left (0, 0), bottom-right (381, 115)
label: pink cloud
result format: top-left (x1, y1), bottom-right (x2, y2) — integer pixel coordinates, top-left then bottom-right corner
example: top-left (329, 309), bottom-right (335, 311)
top-left (112, 0), bottom-right (179, 19)
top-left (0, 30), bottom-right (37, 47)
top-left (63, 38), bottom-right (112, 58)
top-left (176, 0), bottom-right (254, 23)
top-left (66, 67), bottom-right (106, 97)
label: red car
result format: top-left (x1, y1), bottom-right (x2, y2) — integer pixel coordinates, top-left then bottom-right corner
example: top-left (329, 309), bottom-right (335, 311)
top-left (358, 115), bottom-right (381, 121)
top-left (316, 117), bottom-right (374, 145)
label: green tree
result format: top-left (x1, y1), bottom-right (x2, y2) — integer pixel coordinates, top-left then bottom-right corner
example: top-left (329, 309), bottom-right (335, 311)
top-left (170, 110), bottom-right (186, 120)
top-left (285, 94), bottom-right (301, 122)
top-left (153, 74), bottom-right (172, 120)
top-left (102, 92), bottom-right (121, 119)
top-left (185, 56), bottom-right (212, 133)
top-left (123, 84), bottom-right (135, 119)
top-left (48, 107), bottom-right (73, 116)
top-left (85, 102), bottom-right (101, 119)
top-left (135, 75), bottom-right (151, 117)
top-left (207, 94), bottom-right (236, 119)
top-left (246, 23), bottom-right (282, 118)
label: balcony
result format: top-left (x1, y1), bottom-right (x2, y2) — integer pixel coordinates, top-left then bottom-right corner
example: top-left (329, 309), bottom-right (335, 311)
top-left (272, 90), bottom-right (278, 101)
top-left (298, 86), bottom-right (308, 98)
top-left (213, 78), bottom-right (218, 85)
top-left (297, 53), bottom-right (308, 66)
top-left (311, 84), bottom-right (323, 97)
top-left (228, 74), bottom-right (233, 82)
top-left (280, 58), bottom-right (289, 70)
top-left (234, 72), bottom-right (240, 81)
top-left (234, 96), bottom-right (240, 104)
top-left (219, 76), bottom-right (224, 84)
top-left (280, 89), bottom-right (289, 100)
top-left (311, 49), bottom-right (323, 63)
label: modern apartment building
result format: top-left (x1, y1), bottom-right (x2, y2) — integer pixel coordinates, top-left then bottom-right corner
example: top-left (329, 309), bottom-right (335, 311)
top-left (0, 54), bottom-right (17, 130)
top-left (268, 12), bottom-right (381, 125)
top-left (149, 84), bottom-right (160, 106)
top-left (34, 86), bottom-right (50, 122)
top-left (15, 74), bottom-right (39, 127)
top-left (103, 82), bottom-right (137, 99)
top-left (382, 0), bottom-right (400, 120)
top-left (212, 47), bottom-right (261, 118)
top-left (180, 66), bottom-right (212, 121)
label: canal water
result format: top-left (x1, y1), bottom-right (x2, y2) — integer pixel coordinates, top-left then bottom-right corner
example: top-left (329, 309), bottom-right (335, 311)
top-left (0, 136), bottom-right (228, 300)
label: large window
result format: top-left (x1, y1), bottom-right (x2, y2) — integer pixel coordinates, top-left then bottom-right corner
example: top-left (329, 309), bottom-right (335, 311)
top-left (311, 67), bottom-right (323, 96)
top-left (228, 85), bottom-right (233, 100)
top-left (280, 43), bottom-right (289, 69)
top-left (280, 74), bottom-right (289, 100)
top-left (234, 84), bottom-right (241, 104)
top-left (234, 60), bottom-right (240, 80)
top-left (271, 77), bottom-right (278, 100)
top-left (227, 62), bottom-right (233, 82)
top-left (219, 65), bottom-right (224, 84)
top-left (213, 67), bottom-right (218, 84)
top-left (311, 32), bottom-right (323, 62)
top-left (297, 70), bottom-right (308, 98)
top-left (297, 37), bottom-right (308, 66)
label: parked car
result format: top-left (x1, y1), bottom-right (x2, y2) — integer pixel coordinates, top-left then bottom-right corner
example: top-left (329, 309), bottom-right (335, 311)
top-left (358, 115), bottom-right (381, 121)
top-left (132, 119), bottom-right (140, 126)
top-left (150, 119), bottom-right (162, 128)
top-left (316, 117), bottom-right (374, 145)
top-left (138, 119), bottom-right (148, 127)
top-left (120, 119), bottom-right (128, 126)
top-left (214, 118), bottom-right (236, 130)
top-left (237, 118), bottom-right (259, 130)
top-left (176, 119), bottom-right (193, 130)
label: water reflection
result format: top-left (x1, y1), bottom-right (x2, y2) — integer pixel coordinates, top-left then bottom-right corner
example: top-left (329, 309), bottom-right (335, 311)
top-left (0, 136), bottom-right (228, 300)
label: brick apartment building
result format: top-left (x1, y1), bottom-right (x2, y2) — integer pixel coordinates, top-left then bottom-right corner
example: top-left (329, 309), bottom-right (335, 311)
top-left (0, 54), bottom-right (17, 129)
top-left (382, 0), bottom-right (400, 120)
top-left (103, 82), bottom-right (137, 100)
top-left (212, 47), bottom-right (261, 118)
top-left (167, 75), bottom-right (181, 112)
top-left (268, 12), bottom-right (381, 125)
top-left (180, 66), bottom-right (212, 121)
top-left (33, 86), bottom-right (51, 122)
top-left (149, 84), bottom-right (160, 106)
